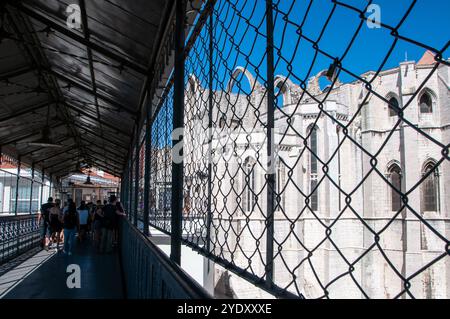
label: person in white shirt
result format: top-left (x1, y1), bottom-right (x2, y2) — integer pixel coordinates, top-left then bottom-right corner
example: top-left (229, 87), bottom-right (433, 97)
top-left (77, 201), bottom-right (90, 242)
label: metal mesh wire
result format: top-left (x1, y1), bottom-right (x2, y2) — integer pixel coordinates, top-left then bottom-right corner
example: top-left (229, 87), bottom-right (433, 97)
top-left (149, 88), bottom-right (174, 233)
top-left (137, 141), bottom-right (146, 225)
top-left (143, 0), bottom-right (450, 299)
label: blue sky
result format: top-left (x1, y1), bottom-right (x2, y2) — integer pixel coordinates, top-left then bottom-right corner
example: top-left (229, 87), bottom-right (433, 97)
top-left (200, 0), bottom-right (450, 92)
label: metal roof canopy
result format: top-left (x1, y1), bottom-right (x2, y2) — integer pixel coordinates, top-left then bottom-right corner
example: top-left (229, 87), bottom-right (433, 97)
top-left (0, 0), bottom-right (174, 179)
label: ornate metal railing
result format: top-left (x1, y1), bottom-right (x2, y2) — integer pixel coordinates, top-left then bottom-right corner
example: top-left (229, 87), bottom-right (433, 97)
top-left (0, 214), bottom-right (41, 265)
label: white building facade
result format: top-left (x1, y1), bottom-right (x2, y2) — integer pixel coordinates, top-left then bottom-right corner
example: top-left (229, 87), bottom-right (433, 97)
top-left (182, 51), bottom-right (450, 299)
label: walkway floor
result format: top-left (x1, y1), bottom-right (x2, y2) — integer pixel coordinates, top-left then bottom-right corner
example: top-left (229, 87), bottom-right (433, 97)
top-left (0, 239), bottom-right (124, 299)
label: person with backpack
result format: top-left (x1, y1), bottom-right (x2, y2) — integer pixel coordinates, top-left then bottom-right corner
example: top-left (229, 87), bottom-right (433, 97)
top-left (38, 197), bottom-right (53, 250)
top-left (49, 199), bottom-right (63, 251)
top-left (63, 201), bottom-right (79, 255)
top-left (100, 195), bottom-right (118, 254)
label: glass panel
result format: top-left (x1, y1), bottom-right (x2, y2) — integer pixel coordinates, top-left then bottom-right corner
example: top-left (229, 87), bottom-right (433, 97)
top-left (0, 170), bottom-right (16, 214)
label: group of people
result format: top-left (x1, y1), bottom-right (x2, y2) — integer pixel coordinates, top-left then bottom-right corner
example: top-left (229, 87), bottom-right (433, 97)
top-left (38, 195), bottom-right (126, 255)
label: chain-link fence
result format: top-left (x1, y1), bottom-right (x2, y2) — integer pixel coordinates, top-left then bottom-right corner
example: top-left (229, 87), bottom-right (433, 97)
top-left (149, 87), bottom-right (174, 233)
top-left (123, 0), bottom-right (450, 299)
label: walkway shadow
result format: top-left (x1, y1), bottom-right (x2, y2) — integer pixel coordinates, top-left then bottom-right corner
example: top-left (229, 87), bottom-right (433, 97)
top-left (1, 239), bottom-right (124, 299)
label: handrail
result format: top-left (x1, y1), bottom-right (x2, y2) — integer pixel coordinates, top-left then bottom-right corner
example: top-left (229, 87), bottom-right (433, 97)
top-left (0, 214), bottom-right (39, 221)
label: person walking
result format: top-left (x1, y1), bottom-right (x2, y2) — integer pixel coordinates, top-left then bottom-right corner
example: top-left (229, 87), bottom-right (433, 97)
top-left (62, 201), bottom-right (79, 256)
top-left (59, 200), bottom-right (69, 243)
top-left (113, 201), bottom-right (126, 247)
top-left (38, 197), bottom-right (53, 250)
top-left (77, 201), bottom-right (89, 242)
top-left (100, 195), bottom-right (118, 254)
top-left (49, 199), bottom-right (63, 251)
top-left (92, 200), bottom-right (104, 251)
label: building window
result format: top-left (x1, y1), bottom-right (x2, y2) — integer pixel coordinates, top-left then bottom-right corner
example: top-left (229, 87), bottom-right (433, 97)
top-left (389, 164), bottom-right (402, 212)
top-left (242, 157), bottom-right (256, 213)
top-left (309, 126), bottom-right (318, 211)
top-left (275, 161), bottom-right (286, 211)
top-left (219, 115), bottom-right (227, 129)
top-left (422, 163), bottom-right (438, 212)
top-left (388, 97), bottom-right (399, 117)
top-left (419, 92), bottom-right (433, 114)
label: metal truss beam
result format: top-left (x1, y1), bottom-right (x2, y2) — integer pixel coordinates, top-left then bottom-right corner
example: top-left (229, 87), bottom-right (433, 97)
top-left (46, 68), bottom-right (138, 117)
top-left (0, 101), bottom-right (52, 123)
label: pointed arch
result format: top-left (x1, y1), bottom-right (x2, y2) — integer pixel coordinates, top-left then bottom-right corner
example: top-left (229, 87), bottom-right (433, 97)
top-left (307, 69), bottom-right (343, 95)
top-left (387, 163), bottom-right (402, 212)
top-left (418, 88), bottom-right (437, 114)
top-left (274, 158), bottom-right (286, 212)
top-left (274, 75), bottom-right (294, 107)
top-left (385, 92), bottom-right (400, 117)
top-left (186, 74), bottom-right (202, 121)
top-left (187, 74), bottom-right (201, 95)
top-left (226, 67), bottom-right (260, 94)
top-left (421, 159), bottom-right (439, 213)
top-left (307, 124), bottom-right (319, 211)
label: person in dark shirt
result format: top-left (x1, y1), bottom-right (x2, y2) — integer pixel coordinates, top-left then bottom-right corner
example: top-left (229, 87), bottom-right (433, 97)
top-left (92, 200), bottom-right (104, 251)
top-left (38, 197), bottom-right (54, 250)
top-left (113, 201), bottom-right (126, 247)
top-left (99, 195), bottom-right (121, 254)
top-left (62, 202), bottom-right (79, 256)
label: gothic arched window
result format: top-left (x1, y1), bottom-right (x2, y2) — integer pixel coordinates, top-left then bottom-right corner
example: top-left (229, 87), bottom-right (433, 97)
top-left (275, 161), bottom-right (286, 211)
top-left (388, 164), bottom-right (402, 212)
top-left (189, 81), bottom-right (196, 95)
top-left (242, 157), bottom-right (256, 213)
top-left (419, 92), bottom-right (433, 114)
top-left (219, 115), bottom-right (227, 129)
top-left (275, 81), bottom-right (289, 109)
top-left (388, 97), bottom-right (399, 117)
top-left (422, 162), bottom-right (439, 212)
top-left (309, 126), bottom-right (319, 211)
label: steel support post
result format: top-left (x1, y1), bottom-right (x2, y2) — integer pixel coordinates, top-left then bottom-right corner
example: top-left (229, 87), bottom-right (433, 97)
top-left (40, 170), bottom-right (44, 208)
top-left (265, 0), bottom-right (275, 288)
top-left (134, 129), bottom-right (139, 227)
top-left (143, 104), bottom-right (152, 236)
top-left (171, 0), bottom-right (187, 265)
top-left (14, 158), bottom-right (21, 215)
top-left (49, 174), bottom-right (52, 199)
top-left (206, 11), bottom-right (214, 257)
top-left (29, 164), bottom-right (34, 214)
top-left (128, 161), bottom-right (133, 221)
